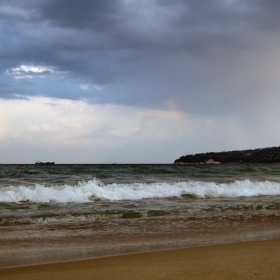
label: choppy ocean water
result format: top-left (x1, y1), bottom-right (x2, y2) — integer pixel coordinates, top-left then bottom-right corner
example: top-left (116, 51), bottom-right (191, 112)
top-left (2, 163), bottom-right (280, 267)
top-left (1, 163), bottom-right (280, 228)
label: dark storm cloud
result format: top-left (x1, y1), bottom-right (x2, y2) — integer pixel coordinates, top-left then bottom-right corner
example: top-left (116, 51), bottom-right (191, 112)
top-left (38, 0), bottom-right (119, 31)
top-left (1, 0), bottom-right (280, 115)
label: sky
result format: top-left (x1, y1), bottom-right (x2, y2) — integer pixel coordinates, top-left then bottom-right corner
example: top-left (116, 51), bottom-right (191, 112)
top-left (1, 0), bottom-right (280, 163)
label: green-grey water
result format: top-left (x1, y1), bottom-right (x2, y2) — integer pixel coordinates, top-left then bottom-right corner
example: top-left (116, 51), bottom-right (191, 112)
top-left (1, 163), bottom-right (280, 238)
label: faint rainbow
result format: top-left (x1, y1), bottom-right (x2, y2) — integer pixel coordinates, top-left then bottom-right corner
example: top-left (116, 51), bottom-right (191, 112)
top-left (166, 98), bottom-right (187, 131)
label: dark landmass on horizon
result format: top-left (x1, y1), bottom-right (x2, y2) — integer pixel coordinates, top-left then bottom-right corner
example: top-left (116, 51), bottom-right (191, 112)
top-left (174, 146), bottom-right (280, 164)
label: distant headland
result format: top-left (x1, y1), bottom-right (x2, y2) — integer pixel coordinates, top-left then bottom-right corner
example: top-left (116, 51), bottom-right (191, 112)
top-left (174, 146), bottom-right (280, 164)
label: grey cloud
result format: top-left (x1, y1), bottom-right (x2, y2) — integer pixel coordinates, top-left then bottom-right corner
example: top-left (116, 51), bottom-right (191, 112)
top-left (38, 0), bottom-right (120, 31)
top-left (1, 0), bottom-right (280, 117)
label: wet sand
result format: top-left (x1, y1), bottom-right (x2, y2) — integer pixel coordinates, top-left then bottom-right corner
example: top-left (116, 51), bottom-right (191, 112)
top-left (1, 239), bottom-right (280, 280)
top-left (1, 215), bottom-right (280, 269)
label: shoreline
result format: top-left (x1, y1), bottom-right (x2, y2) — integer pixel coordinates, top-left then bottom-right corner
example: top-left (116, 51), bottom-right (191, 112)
top-left (1, 228), bottom-right (280, 269)
top-left (1, 239), bottom-right (280, 279)
top-left (1, 215), bottom-right (280, 269)
top-left (2, 215), bottom-right (280, 279)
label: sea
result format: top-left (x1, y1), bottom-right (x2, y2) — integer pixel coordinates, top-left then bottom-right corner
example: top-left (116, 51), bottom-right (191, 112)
top-left (1, 163), bottom-right (280, 266)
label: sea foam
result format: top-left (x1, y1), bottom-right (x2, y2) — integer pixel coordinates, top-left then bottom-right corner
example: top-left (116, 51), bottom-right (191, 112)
top-left (1, 179), bottom-right (280, 203)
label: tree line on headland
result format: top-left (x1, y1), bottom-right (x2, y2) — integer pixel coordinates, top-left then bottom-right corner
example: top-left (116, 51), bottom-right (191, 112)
top-left (174, 146), bottom-right (280, 164)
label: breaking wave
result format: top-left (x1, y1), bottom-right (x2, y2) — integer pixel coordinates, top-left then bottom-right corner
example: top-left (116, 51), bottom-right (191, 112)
top-left (1, 179), bottom-right (280, 203)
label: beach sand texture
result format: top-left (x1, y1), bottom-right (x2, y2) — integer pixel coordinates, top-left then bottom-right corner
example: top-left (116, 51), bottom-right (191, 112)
top-left (1, 239), bottom-right (280, 280)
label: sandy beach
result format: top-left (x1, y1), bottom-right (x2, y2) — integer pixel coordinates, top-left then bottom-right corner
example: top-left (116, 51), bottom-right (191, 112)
top-left (1, 239), bottom-right (280, 280)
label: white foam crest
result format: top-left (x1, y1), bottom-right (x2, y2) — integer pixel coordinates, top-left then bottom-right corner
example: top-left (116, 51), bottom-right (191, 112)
top-left (1, 179), bottom-right (280, 203)
top-left (185, 180), bottom-right (280, 198)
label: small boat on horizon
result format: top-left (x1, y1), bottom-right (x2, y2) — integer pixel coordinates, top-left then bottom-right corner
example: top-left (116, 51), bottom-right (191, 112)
top-left (35, 161), bottom-right (55, 165)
